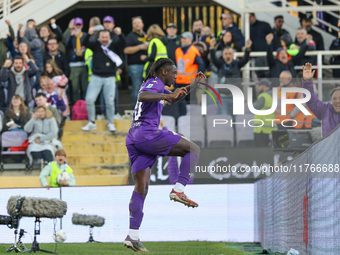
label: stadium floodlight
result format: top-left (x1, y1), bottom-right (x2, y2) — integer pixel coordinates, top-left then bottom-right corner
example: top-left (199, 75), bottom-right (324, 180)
top-left (272, 130), bottom-right (313, 152)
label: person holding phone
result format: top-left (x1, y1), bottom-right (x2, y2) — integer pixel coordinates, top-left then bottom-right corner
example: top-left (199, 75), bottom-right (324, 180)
top-left (2, 94), bottom-right (30, 132)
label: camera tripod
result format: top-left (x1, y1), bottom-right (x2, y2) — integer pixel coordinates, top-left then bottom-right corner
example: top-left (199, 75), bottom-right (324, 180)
top-left (86, 226), bottom-right (101, 243)
top-left (25, 217), bottom-right (57, 254)
top-left (7, 229), bottom-right (28, 253)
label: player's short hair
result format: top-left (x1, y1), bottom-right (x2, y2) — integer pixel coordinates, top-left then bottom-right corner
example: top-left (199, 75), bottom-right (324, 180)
top-left (144, 58), bottom-right (175, 81)
top-left (55, 149), bottom-right (67, 157)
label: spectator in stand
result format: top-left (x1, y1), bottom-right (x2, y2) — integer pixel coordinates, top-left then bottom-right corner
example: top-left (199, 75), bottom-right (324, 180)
top-left (272, 15), bottom-right (290, 50)
top-left (0, 56), bottom-right (38, 106)
top-left (2, 95), bottom-right (30, 132)
top-left (295, 27), bottom-right (316, 65)
top-left (26, 19), bottom-right (36, 30)
top-left (216, 30), bottom-right (242, 52)
top-left (266, 33), bottom-right (308, 85)
top-left (18, 42), bottom-right (35, 63)
top-left (65, 17), bottom-right (88, 104)
top-left (44, 78), bottom-right (66, 113)
top-left (124, 16), bottom-right (148, 105)
top-left (302, 63), bottom-right (340, 136)
top-left (38, 76), bottom-right (49, 93)
top-left (330, 37), bottom-right (340, 78)
top-left (175, 32), bottom-right (205, 116)
top-left (24, 105), bottom-right (60, 165)
top-left (166, 23), bottom-right (180, 64)
top-left (39, 19), bottom-right (63, 53)
top-left (81, 28), bottom-right (124, 132)
top-left (252, 79), bottom-right (276, 147)
top-left (219, 13), bottom-right (245, 47)
top-left (0, 20), bottom-right (15, 67)
top-left (192, 19), bottom-right (210, 69)
top-left (249, 13), bottom-right (272, 52)
top-left (35, 92), bottom-right (60, 126)
top-left (298, 13), bottom-right (324, 51)
top-left (103, 16), bottom-right (125, 48)
top-left (209, 38), bottom-right (252, 115)
top-left (44, 38), bottom-right (70, 77)
top-left (141, 24), bottom-right (168, 79)
top-left (201, 26), bottom-right (213, 43)
top-left (18, 23), bottom-right (44, 71)
top-left (43, 59), bottom-right (63, 78)
top-left (40, 149), bottom-right (75, 189)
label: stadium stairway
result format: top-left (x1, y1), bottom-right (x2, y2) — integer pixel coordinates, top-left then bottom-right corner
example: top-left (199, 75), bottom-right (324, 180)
top-left (61, 119), bottom-right (131, 186)
top-left (0, 118), bottom-right (131, 188)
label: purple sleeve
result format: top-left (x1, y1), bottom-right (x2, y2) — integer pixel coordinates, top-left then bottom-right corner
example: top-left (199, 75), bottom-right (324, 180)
top-left (302, 79), bottom-right (328, 120)
top-left (56, 96), bottom-right (66, 112)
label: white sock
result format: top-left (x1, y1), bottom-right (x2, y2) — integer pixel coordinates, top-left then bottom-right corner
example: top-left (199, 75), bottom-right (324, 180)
top-left (174, 182), bottom-right (185, 193)
top-left (129, 229), bottom-right (139, 240)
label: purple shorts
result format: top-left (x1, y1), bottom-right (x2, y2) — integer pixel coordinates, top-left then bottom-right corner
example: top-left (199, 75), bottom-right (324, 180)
top-left (126, 129), bottom-right (181, 173)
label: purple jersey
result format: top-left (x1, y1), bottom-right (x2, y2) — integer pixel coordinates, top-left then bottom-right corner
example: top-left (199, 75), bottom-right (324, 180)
top-left (126, 78), bottom-right (170, 144)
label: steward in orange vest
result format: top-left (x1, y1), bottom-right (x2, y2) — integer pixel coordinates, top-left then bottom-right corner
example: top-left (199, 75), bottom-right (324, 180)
top-left (175, 32), bottom-right (205, 116)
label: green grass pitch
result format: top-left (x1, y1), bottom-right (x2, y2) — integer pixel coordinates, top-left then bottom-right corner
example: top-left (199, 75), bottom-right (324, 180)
top-left (0, 242), bottom-right (246, 255)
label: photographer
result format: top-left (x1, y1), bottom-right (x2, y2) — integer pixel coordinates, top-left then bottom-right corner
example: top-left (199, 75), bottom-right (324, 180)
top-left (302, 63), bottom-right (340, 136)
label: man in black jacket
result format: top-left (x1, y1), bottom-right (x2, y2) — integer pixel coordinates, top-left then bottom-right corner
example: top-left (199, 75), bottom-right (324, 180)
top-left (249, 13), bottom-right (272, 52)
top-left (44, 38), bottom-right (70, 77)
top-left (209, 38), bottom-right (252, 115)
top-left (81, 28), bottom-right (124, 132)
top-left (166, 23), bottom-right (180, 63)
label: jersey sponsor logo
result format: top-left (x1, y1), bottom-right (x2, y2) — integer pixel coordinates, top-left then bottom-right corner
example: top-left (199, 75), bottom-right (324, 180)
top-left (146, 84), bottom-right (153, 88)
top-left (160, 100), bottom-right (164, 105)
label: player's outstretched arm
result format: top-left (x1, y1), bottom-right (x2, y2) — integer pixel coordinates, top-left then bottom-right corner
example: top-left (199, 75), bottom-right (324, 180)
top-left (138, 89), bottom-right (187, 103)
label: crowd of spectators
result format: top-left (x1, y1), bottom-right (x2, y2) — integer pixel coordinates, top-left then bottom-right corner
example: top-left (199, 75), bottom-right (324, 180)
top-left (0, 9), bottom-right (339, 158)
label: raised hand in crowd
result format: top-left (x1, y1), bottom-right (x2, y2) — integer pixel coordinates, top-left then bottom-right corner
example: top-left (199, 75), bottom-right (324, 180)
top-left (6, 33), bottom-right (11, 37)
top-left (18, 23), bottom-right (23, 30)
top-left (88, 26), bottom-right (96, 35)
top-left (31, 111), bottom-right (39, 119)
top-left (265, 33), bottom-right (274, 45)
top-left (22, 54), bottom-right (29, 63)
top-left (114, 27), bottom-right (122, 35)
top-left (68, 18), bottom-right (74, 29)
top-left (209, 37), bottom-right (216, 49)
top-left (302, 62), bottom-right (315, 82)
top-left (5, 20), bottom-right (11, 26)
top-left (246, 39), bottom-right (252, 50)
top-left (19, 29), bottom-right (25, 38)
top-left (3, 59), bottom-right (12, 68)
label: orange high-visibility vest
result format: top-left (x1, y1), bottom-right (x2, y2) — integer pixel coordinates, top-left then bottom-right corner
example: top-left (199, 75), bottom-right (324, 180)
top-left (175, 45), bottom-right (200, 84)
top-left (294, 110), bottom-right (317, 129)
top-left (275, 86), bottom-right (301, 124)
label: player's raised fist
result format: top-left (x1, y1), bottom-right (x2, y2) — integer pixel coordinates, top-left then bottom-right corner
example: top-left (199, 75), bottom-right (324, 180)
top-left (302, 62), bottom-right (315, 82)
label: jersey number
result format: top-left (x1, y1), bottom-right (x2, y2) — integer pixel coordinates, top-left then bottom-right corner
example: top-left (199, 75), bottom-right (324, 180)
top-left (134, 102), bottom-right (142, 121)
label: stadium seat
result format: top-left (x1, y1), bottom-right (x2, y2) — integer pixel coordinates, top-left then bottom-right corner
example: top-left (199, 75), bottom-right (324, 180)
top-left (186, 104), bottom-right (201, 115)
top-left (0, 131), bottom-right (29, 171)
top-left (178, 115), bottom-right (205, 147)
top-left (206, 115), bottom-right (234, 148)
top-left (178, 125), bottom-right (205, 148)
top-left (178, 115), bottom-right (204, 128)
top-left (207, 104), bottom-right (219, 115)
top-left (235, 114), bottom-right (255, 147)
top-left (161, 115), bottom-right (176, 132)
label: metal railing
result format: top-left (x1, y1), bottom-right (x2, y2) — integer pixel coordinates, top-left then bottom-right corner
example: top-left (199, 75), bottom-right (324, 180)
top-left (0, 0), bottom-right (32, 20)
top-left (233, 50), bottom-right (340, 101)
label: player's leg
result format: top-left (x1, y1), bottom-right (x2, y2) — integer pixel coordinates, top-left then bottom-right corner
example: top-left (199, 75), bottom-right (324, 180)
top-left (168, 137), bottom-right (200, 207)
top-left (124, 167), bottom-right (150, 252)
